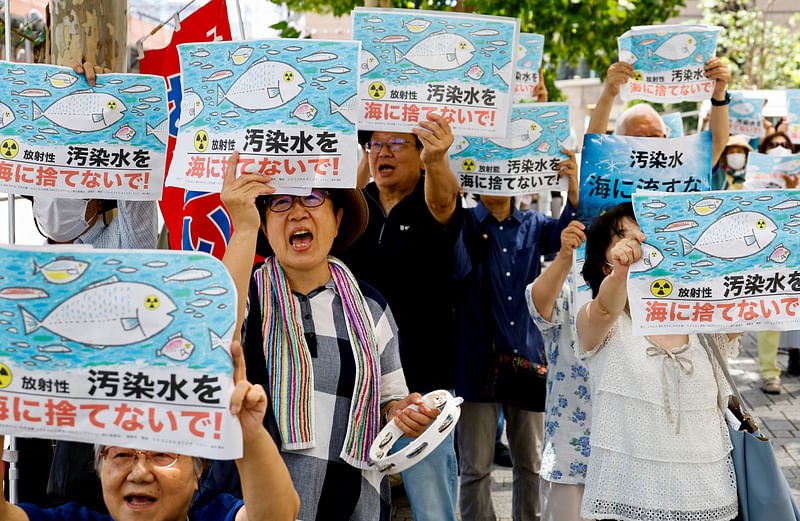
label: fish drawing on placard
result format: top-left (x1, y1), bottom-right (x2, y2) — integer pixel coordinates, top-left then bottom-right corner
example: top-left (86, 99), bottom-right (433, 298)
top-left (190, 49), bottom-right (211, 58)
top-left (290, 99), bottom-right (317, 122)
top-left (768, 199), bottom-right (800, 211)
top-left (13, 88), bottom-right (51, 97)
top-left (119, 84), bottom-right (152, 94)
top-left (451, 136), bottom-right (471, 154)
top-left (680, 208), bottom-right (776, 259)
top-left (469, 28), bottom-right (499, 37)
top-left (179, 89), bottom-right (204, 126)
top-left (492, 61), bottom-right (512, 86)
top-left (730, 102), bottom-right (755, 117)
top-left (146, 118), bottom-right (169, 145)
top-left (320, 66), bottom-right (351, 75)
top-left (393, 32), bottom-right (476, 71)
top-left (203, 69), bottom-right (234, 82)
top-left (19, 276), bottom-right (176, 348)
top-left (329, 94), bottom-right (357, 124)
top-left (113, 124), bottom-right (136, 141)
top-left (361, 50), bottom-right (380, 73)
top-left (646, 34), bottom-right (697, 61)
top-left (44, 71), bottom-right (78, 89)
top-left (297, 51), bottom-right (338, 63)
top-left (32, 90), bottom-right (126, 132)
top-left (375, 35), bottom-right (411, 44)
top-left (195, 285), bottom-right (228, 296)
top-left (157, 333), bottom-right (195, 361)
top-left (0, 287), bottom-right (49, 300)
top-left (629, 243), bottom-right (664, 272)
top-left (209, 326), bottom-right (234, 360)
top-left (217, 57), bottom-right (305, 111)
top-left (33, 257), bottom-right (89, 284)
top-left (767, 243), bottom-right (791, 263)
top-left (0, 102), bottom-right (15, 129)
top-left (464, 64), bottom-right (484, 80)
top-left (163, 267), bottom-right (212, 283)
top-left (402, 18), bottom-right (431, 33)
top-left (489, 118), bottom-right (542, 149)
top-left (688, 197), bottom-right (722, 216)
top-left (655, 220), bottom-right (698, 233)
top-left (229, 45), bottom-right (254, 66)
top-left (618, 49), bottom-right (638, 65)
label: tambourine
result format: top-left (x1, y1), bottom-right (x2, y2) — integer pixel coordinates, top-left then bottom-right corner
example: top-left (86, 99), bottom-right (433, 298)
top-left (368, 390), bottom-right (463, 474)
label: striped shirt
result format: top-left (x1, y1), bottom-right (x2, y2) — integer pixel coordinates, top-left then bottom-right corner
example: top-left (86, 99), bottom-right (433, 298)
top-left (243, 274), bottom-right (408, 521)
top-left (75, 200), bottom-right (158, 249)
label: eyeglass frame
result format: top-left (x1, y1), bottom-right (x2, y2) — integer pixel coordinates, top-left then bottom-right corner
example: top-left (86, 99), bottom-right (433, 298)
top-left (766, 140), bottom-right (792, 150)
top-left (99, 447), bottom-right (180, 471)
top-left (262, 189), bottom-right (331, 213)
top-left (363, 138), bottom-right (416, 155)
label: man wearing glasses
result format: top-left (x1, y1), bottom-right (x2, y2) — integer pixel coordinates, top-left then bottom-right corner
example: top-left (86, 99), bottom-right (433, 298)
top-left (344, 113), bottom-right (462, 521)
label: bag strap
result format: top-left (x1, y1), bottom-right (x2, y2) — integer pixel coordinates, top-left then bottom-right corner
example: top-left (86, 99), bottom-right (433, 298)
top-left (698, 333), bottom-right (760, 435)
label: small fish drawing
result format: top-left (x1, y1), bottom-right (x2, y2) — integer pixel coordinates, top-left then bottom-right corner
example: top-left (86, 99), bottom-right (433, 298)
top-left (33, 257), bottom-right (89, 284)
top-left (680, 208), bottom-right (777, 259)
top-left (465, 64), bottom-right (484, 80)
top-left (489, 40), bottom-right (508, 46)
top-left (284, 46), bottom-right (302, 52)
top-left (188, 298), bottom-right (212, 308)
top-left (687, 270), bottom-right (701, 275)
top-left (119, 84), bottom-right (152, 94)
top-left (402, 18), bottom-right (431, 33)
top-left (630, 243), bottom-right (664, 273)
top-left (144, 260), bottom-right (168, 268)
top-left (13, 342), bottom-right (30, 348)
top-left (39, 128), bottom-right (59, 135)
top-left (767, 244), bottom-right (791, 263)
top-left (688, 197), bottom-right (722, 216)
top-left (203, 69), bottom-right (234, 82)
top-left (190, 49), bottom-right (211, 58)
top-left (469, 28), bottom-right (500, 37)
top-left (314, 75), bottom-right (335, 83)
top-left (360, 50), bottom-right (380, 73)
top-left (222, 111), bottom-right (240, 118)
top-left (38, 344), bottom-right (72, 354)
top-left (769, 199), bottom-right (800, 211)
top-left (7, 67), bottom-right (26, 75)
top-left (0, 287), bottom-right (49, 300)
top-left (755, 195), bottom-right (773, 202)
top-left (45, 71), bottom-right (78, 89)
top-left (32, 355), bottom-right (51, 363)
top-left (290, 99), bottom-right (317, 122)
top-left (195, 285), bottom-right (228, 296)
top-left (297, 51), bottom-right (338, 63)
top-left (618, 49), bottom-right (638, 65)
top-left (654, 214), bottom-right (670, 221)
top-left (320, 66), bottom-right (351, 74)
top-left (189, 61), bottom-right (202, 67)
top-left (201, 64), bottom-right (214, 70)
top-left (113, 124), bottom-right (136, 141)
top-left (638, 38), bottom-right (658, 46)
top-left (329, 94), bottom-right (357, 124)
top-left (157, 334), bottom-right (195, 362)
top-left (210, 328), bottom-right (233, 359)
top-left (163, 267), bottom-right (212, 283)
top-left (13, 89), bottom-right (51, 97)
top-left (647, 34), bottom-right (696, 61)
top-left (179, 89), bottom-right (204, 126)
top-left (690, 260), bottom-right (714, 268)
top-left (229, 45), bottom-right (254, 66)
top-left (655, 220), bottom-right (698, 233)
top-left (366, 16), bottom-right (383, 23)
top-left (730, 102), bottom-right (755, 117)
top-left (116, 267), bottom-right (138, 274)
top-left (375, 35), bottom-right (411, 44)
top-left (133, 104), bottom-right (151, 111)
top-left (0, 102), bottom-right (16, 129)
top-left (694, 52), bottom-right (705, 63)
top-left (146, 118), bottom-right (168, 145)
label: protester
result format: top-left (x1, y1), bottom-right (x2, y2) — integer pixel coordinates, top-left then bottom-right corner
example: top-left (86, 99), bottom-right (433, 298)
top-left (453, 148), bottom-right (579, 521)
top-left (0, 341), bottom-right (300, 521)
top-left (577, 202), bottom-right (740, 521)
top-left (218, 152), bottom-right (438, 520)
top-left (715, 134), bottom-right (753, 190)
top-left (587, 59), bottom-right (731, 165)
top-left (345, 113), bottom-right (462, 521)
top-left (526, 220), bottom-right (591, 521)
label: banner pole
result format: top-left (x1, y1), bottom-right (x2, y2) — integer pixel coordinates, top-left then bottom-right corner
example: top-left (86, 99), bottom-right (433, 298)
top-left (234, 0), bottom-right (245, 40)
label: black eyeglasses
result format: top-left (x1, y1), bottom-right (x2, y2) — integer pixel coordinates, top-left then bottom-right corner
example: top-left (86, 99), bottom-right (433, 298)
top-left (364, 138), bottom-right (414, 155)
top-left (266, 190), bottom-right (329, 212)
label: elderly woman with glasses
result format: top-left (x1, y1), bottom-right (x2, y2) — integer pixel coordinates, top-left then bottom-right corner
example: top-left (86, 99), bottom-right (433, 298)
top-left (0, 342), bottom-right (299, 521)
top-left (218, 152), bottom-right (438, 521)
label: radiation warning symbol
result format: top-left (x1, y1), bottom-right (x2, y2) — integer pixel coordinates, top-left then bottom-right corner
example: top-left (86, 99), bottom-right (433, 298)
top-left (650, 279), bottom-right (673, 297)
top-left (1, 139), bottom-right (19, 158)
top-left (368, 81), bottom-right (386, 99)
top-left (462, 159), bottom-right (476, 172)
top-left (633, 71), bottom-right (643, 81)
top-left (756, 219), bottom-right (767, 229)
top-left (0, 363), bottom-right (12, 389)
top-left (194, 130), bottom-right (209, 152)
top-left (144, 295), bottom-right (160, 310)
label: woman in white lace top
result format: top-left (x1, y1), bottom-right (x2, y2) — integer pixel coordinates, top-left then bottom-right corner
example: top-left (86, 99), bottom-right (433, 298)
top-left (576, 203), bottom-right (740, 521)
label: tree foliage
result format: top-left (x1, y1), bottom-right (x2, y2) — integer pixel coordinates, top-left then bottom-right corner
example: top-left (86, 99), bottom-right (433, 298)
top-left (701, 0), bottom-right (800, 90)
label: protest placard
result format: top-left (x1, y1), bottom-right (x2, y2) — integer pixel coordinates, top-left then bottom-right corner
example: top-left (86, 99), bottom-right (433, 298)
top-left (577, 131), bottom-right (713, 225)
top-left (0, 245), bottom-right (241, 459)
top-left (166, 39), bottom-right (360, 192)
top-left (744, 151), bottom-right (800, 189)
top-left (786, 89), bottom-right (800, 144)
top-left (661, 112), bottom-right (684, 138)
top-left (728, 91), bottom-right (766, 138)
top-left (617, 25), bottom-right (721, 103)
top-left (513, 33), bottom-right (544, 103)
top-left (352, 8), bottom-right (519, 137)
top-left (450, 102), bottom-right (569, 195)
top-left (0, 62), bottom-right (167, 200)
top-left (629, 189), bottom-right (800, 334)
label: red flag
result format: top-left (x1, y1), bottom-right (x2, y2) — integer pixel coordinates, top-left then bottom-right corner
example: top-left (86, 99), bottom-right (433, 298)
top-left (139, 0), bottom-right (233, 258)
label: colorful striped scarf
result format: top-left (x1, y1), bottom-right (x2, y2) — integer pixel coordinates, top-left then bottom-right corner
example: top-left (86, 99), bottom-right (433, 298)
top-left (255, 256), bottom-right (381, 469)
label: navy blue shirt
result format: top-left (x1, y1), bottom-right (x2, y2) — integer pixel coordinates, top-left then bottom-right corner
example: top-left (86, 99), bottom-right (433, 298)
top-left (453, 200), bottom-right (576, 401)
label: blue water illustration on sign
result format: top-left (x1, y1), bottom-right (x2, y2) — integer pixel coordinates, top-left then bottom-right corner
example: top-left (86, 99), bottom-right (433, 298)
top-left (513, 33), bottom-right (544, 103)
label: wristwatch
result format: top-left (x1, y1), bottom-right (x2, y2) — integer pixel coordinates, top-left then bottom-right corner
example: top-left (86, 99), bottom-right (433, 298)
top-left (711, 90), bottom-right (731, 106)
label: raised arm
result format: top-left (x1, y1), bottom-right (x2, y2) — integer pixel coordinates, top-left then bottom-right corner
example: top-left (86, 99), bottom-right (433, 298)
top-left (220, 152), bottom-right (275, 341)
top-left (0, 438), bottom-right (30, 521)
top-left (705, 58), bottom-right (731, 165)
top-left (587, 62), bottom-right (634, 135)
top-left (576, 232), bottom-right (644, 351)
top-left (230, 341), bottom-right (299, 521)
top-left (530, 221), bottom-right (585, 321)
top-left (357, 148), bottom-right (371, 189)
top-left (415, 113), bottom-right (460, 225)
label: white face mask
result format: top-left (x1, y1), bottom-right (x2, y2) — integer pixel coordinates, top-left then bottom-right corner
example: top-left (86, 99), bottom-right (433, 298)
top-left (33, 197), bottom-right (93, 242)
top-left (767, 145), bottom-right (792, 156)
top-left (726, 153), bottom-right (747, 170)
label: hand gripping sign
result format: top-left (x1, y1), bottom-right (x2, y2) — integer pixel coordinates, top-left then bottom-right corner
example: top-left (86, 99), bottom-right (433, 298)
top-left (369, 390), bottom-right (463, 474)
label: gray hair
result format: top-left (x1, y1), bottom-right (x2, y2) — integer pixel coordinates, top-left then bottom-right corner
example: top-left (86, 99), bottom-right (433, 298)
top-left (614, 103), bottom-right (666, 136)
top-left (94, 445), bottom-right (205, 478)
